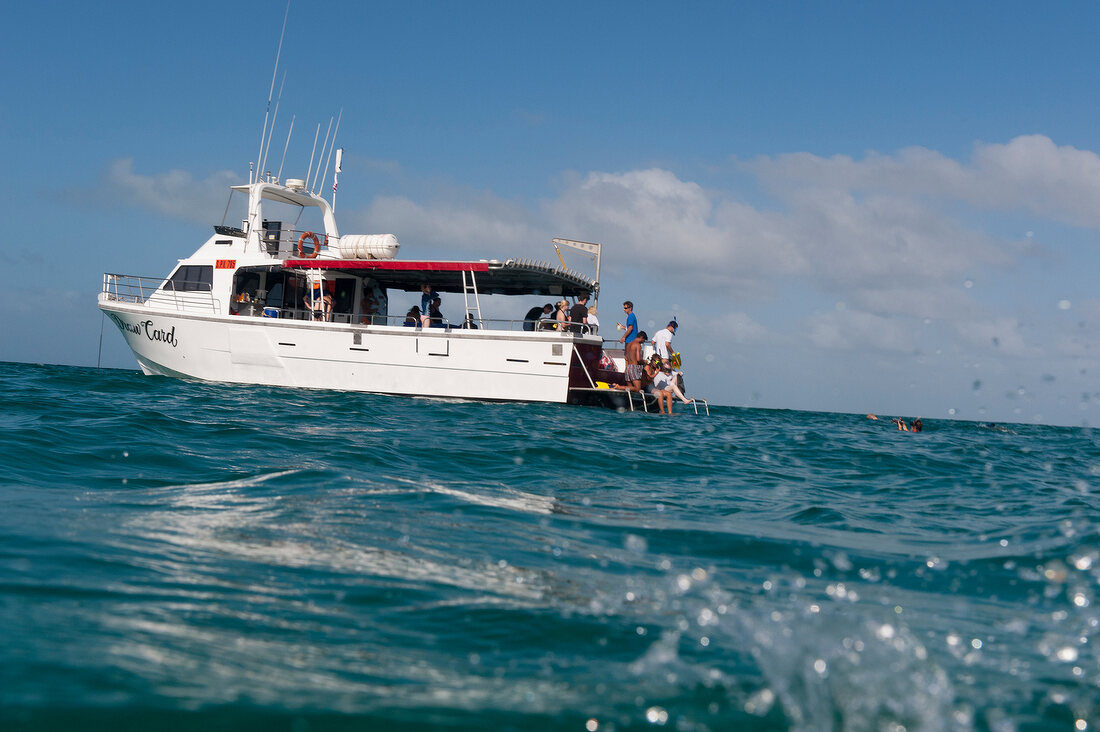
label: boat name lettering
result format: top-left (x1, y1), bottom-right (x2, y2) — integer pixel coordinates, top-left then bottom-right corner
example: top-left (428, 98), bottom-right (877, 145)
top-left (139, 320), bottom-right (179, 347)
top-left (215, 259), bottom-right (236, 269)
top-left (111, 315), bottom-right (179, 347)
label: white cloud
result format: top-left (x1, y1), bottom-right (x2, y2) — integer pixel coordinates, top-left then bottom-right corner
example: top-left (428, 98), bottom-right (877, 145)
top-left (952, 317), bottom-right (1032, 357)
top-left (333, 140), bottom-right (1100, 374)
top-left (352, 194), bottom-right (545, 258)
top-left (1052, 331), bottom-right (1099, 361)
top-left (969, 136), bottom-right (1100, 227)
top-left (547, 169), bottom-right (722, 264)
top-left (98, 158), bottom-right (238, 224)
top-left (744, 134), bottom-right (1100, 229)
top-left (1067, 298), bottom-right (1100, 325)
top-left (541, 162), bottom-right (1010, 311)
top-left (545, 169), bottom-right (805, 297)
top-left (706, 311), bottom-right (771, 344)
top-left (849, 286), bottom-right (978, 320)
top-left (807, 310), bottom-right (918, 353)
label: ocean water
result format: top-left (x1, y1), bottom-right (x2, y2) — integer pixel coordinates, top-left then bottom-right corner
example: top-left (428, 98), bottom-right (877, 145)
top-left (1, 360), bottom-right (1098, 731)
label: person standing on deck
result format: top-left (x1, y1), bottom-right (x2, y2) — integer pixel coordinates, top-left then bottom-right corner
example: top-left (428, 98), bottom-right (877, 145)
top-left (618, 301), bottom-right (641, 390)
top-left (653, 320), bottom-right (677, 368)
top-left (554, 300), bottom-right (569, 331)
top-left (429, 297), bottom-right (446, 328)
top-left (585, 307), bottom-right (600, 335)
top-left (524, 303), bottom-right (552, 331)
top-left (569, 293), bottom-right (590, 333)
top-left (537, 304), bottom-right (557, 331)
top-left (303, 277), bottom-right (333, 321)
top-left (420, 284), bottom-right (439, 328)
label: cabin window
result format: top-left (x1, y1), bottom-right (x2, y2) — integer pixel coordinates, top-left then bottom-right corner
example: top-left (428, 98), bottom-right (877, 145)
top-left (286, 278), bottom-right (307, 310)
top-left (233, 271), bottom-right (261, 299)
top-left (167, 265), bottom-right (213, 292)
top-left (265, 276), bottom-right (285, 308)
top-left (263, 220), bottom-right (282, 255)
top-left (332, 278), bottom-right (355, 314)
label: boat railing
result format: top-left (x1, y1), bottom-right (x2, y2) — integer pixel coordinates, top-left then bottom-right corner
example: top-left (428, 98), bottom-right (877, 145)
top-left (261, 226), bottom-right (334, 258)
top-left (102, 273), bottom-right (221, 314)
top-left (236, 306), bottom-right (600, 336)
top-left (689, 398), bottom-right (711, 416)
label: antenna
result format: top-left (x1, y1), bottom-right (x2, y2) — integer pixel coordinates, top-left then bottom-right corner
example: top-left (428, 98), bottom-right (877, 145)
top-left (260, 72), bottom-right (286, 180)
top-left (305, 122), bottom-right (320, 188)
top-left (311, 116), bottom-right (334, 193)
top-left (318, 108), bottom-right (343, 195)
top-left (256, 0), bottom-right (291, 184)
top-left (277, 114), bottom-right (296, 182)
top-left (220, 187), bottom-right (235, 225)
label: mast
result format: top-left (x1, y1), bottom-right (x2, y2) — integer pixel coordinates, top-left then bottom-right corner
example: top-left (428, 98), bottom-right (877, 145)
top-left (261, 72), bottom-right (286, 180)
top-left (305, 123), bottom-right (320, 187)
top-left (255, 1), bottom-right (290, 184)
top-left (311, 117), bottom-right (334, 193)
top-left (277, 114), bottom-right (296, 182)
top-left (318, 108), bottom-right (343, 195)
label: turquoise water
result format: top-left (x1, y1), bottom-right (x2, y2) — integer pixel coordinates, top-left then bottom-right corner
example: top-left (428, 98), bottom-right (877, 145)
top-left (1, 361), bottom-right (1097, 730)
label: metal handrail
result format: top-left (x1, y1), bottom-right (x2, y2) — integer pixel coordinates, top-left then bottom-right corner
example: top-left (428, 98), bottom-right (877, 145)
top-left (687, 398), bottom-right (710, 416)
top-left (102, 272), bottom-right (602, 333)
top-left (311, 311), bottom-right (600, 334)
top-left (568, 385), bottom-right (708, 415)
top-left (238, 306), bottom-right (601, 335)
top-left (260, 227), bottom-right (348, 258)
top-left (102, 273), bottom-right (220, 313)
top-left (572, 343), bottom-right (598, 389)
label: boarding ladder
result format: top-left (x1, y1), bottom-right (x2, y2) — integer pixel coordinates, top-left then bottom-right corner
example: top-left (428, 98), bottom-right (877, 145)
top-left (570, 354), bottom-right (710, 415)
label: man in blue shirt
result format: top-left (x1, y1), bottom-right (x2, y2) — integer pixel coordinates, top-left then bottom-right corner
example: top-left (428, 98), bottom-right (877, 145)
top-left (618, 301), bottom-right (642, 389)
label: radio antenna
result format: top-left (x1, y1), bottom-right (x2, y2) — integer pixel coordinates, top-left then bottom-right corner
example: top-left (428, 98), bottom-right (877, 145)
top-left (312, 116), bottom-right (334, 192)
top-left (277, 113), bottom-right (296, 182)
top-left (305, 122), bottom-right (321, 188)
top-left (318, 108), bottom-right (342, 195)
top-left (261, 72), bottom-right (286, 180)
top-left (256, 0), bottom-right (291, 184)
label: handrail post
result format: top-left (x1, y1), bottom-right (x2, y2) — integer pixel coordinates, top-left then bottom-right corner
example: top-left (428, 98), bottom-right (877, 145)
top-left (573, 345), bottom-right (597, 389)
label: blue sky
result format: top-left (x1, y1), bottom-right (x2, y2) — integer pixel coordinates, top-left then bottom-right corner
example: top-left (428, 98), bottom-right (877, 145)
top-left (4, 1), bottom-right (1100, 425)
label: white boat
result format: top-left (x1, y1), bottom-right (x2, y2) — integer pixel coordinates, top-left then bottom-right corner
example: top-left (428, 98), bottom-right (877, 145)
top-left (98, 172), bottom-right (626, 405)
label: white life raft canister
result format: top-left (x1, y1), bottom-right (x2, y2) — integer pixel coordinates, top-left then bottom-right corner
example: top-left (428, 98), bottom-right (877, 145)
top-left (337, 234), bottom-right (400, 260)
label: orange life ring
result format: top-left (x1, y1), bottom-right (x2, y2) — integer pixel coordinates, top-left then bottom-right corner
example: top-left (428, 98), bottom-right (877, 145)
top-left (297, 231), bottom-right (320, 258)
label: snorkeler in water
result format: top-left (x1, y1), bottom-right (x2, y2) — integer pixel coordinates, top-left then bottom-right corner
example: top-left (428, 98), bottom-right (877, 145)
top-left (870, 414), bottom-right (922, 432)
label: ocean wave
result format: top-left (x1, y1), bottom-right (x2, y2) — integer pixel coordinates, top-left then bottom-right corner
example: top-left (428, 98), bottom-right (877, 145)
top-left (2, 362), bottom-right (1099, 728)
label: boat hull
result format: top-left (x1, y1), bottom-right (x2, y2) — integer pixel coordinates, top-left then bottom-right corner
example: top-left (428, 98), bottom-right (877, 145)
top-left (99, 298), bottom-right (590, 403)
